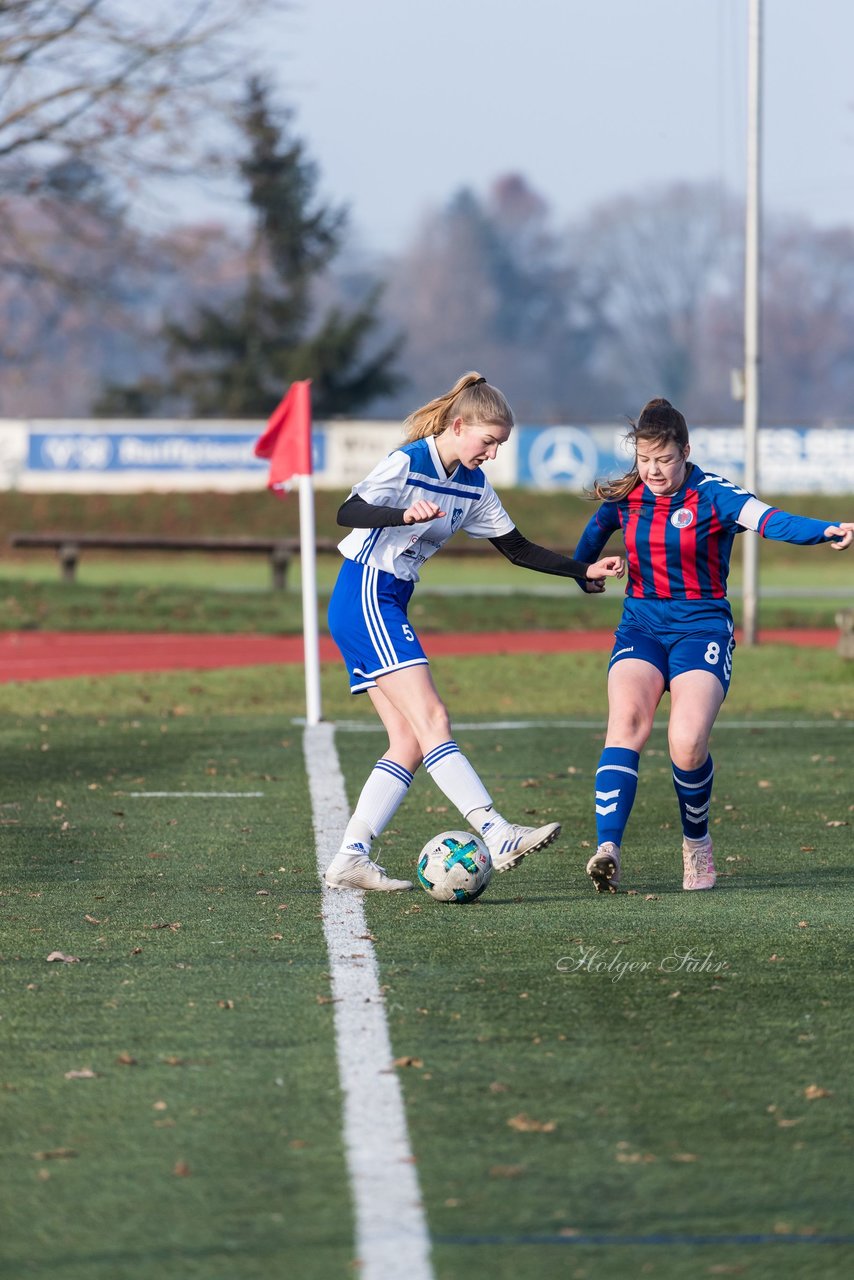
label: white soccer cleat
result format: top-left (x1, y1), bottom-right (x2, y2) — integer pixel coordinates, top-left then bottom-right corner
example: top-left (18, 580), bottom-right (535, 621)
top-left (586, 841), bottom-right (621, 893)
top-left (324, 852), bottom-right (412, 893)
top-left (482, 821), bottom-right (561, 874)
top-left (682, 835), bottom-right (716, 891)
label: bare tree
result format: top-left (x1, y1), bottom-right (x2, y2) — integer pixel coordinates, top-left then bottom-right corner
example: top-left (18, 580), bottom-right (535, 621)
top-left (0, 0), bottom-right (282, 183)
top-left (382, 176), bottom-right (616, 421)
top-left (571, 183), bottom-right (743, 416)
top-left (760, 220), bottom-right (854, 423)
top-left (0, 1), bottom-right (284, 373)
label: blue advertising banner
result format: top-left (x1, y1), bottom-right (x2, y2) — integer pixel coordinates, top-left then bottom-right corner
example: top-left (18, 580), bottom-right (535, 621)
top-left (516, 425), bottom-right (624, 490)
top-left (517, 425), bottom-right (854, 493)
top-left (27, 430), bottom-right (326, 473)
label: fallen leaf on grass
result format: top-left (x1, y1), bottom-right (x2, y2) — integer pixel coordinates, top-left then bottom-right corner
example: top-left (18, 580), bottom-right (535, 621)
top-left (671, 1153), bottom-right (699, 1162)
top-left (46, 951), bottom-right (79, 964)
top-left (64, 1068), bottom-right (98, 1080)
top-left (84, 915), bottom-right (102, 925)
top-left (216, 999), bottom-right (235, 1009)
top-left (507, 1113), bottom-right (556, 1133)
top-left (393, 1056), bottom-right (423, 1069)
top-left (115, 1053), bottom-right (137, 1066)
top-left (315, 995), bottom-right (338, 1006)
top-left (147, 922), bottom-right (181, 931)
top-left (644, 894), bottom-right (659, 902)
top-left (33, 1148), bottom-right (77, 1161)
top-left (825, 820), bottom-right (848, 828)
top-left (804, 1084), bottom-right (833, 1100)
top-left (489, 1164), bottom-right (525, 1178)
top-left (173, 1160), bottom-right (191, 1177)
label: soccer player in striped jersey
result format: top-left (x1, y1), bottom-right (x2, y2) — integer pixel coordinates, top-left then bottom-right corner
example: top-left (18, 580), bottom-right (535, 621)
top-left (574, 397), bottom-right (852, 894)
top-left (324, 372), bottom-right (625, 892)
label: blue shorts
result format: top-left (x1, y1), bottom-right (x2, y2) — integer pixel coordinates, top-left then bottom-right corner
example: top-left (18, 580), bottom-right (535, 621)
top-left (609, 599), bottom-right (736, 695)
top-left (328, 558), bottom-right (428, 694)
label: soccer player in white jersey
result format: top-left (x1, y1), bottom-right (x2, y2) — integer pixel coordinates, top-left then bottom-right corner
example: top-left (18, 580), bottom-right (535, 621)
top-left (324, 371), bottom-right (625, 892)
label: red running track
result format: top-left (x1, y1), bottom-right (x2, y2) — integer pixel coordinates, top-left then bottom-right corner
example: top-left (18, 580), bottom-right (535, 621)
top-left (0, 628), bottom-right (839, 683)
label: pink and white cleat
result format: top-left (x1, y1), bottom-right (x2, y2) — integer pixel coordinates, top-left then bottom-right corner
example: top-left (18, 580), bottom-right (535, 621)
top-left (682, 835), bottom-right (716, 891)
top-left (586, 841), bottom-right (621, 893)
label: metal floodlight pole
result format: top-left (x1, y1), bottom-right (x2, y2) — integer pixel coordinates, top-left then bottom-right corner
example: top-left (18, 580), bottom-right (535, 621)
top-left (742, 0), bottom-right (763, 646)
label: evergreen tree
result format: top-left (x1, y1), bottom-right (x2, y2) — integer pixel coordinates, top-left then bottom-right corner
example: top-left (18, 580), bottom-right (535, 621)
top-left (101, 77), bottom-right (401, 417)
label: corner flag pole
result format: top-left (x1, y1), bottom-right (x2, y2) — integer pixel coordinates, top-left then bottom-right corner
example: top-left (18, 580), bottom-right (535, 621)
top-left (253, 379), bottom-right (322, 725)
top-left (298, 470), bottom-right (322, 726)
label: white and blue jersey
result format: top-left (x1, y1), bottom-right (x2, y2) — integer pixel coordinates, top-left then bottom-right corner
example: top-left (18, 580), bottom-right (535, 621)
top-left (336, 435), bottom-right (514, 580)
top-left (330, 436), bottom-right (514, 694)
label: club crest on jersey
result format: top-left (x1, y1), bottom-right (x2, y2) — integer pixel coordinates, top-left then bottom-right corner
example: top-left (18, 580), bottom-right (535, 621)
top-left (451, 507), bottom-right (464, 531)
top-left (670, 507), bottom-right (694, 529)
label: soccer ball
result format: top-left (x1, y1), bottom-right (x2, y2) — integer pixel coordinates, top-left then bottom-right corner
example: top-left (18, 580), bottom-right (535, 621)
top-left (416, 831), bottom-right (493, 904)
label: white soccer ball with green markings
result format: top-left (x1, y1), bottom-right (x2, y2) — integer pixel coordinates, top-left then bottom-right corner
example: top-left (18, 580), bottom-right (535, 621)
top-left (416, 831), bottom-right (493, 903)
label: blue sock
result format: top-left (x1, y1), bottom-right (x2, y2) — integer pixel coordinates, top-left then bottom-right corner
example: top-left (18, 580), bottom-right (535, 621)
top-left (595, 747), bottom-right (640, 846)
top-left (672, 755), bottom-right (714, 838)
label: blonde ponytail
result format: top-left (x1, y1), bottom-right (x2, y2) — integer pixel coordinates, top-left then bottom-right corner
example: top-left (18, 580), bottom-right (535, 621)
top-left (403, 372), bottom-right (514, 442)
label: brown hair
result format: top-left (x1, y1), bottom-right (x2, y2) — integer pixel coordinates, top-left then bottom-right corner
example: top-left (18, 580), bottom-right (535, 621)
top-left (592, 398), bottom-right (690, 501)
top-left (402, 372), bottom-right (514, 442)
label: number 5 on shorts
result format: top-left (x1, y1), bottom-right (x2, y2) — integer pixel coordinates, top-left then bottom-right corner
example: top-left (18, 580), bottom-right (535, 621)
top-left (402, 624), bottom-right (415, 643)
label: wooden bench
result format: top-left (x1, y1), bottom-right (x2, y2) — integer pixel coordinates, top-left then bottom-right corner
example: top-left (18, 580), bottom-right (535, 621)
top-left (7, 532), bottom-right (340, 590)
top-left (837, 609), bottom-right (854, 659)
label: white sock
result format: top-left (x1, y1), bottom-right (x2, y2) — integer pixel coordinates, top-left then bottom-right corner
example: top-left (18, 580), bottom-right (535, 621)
top-left (467, 804), bottom-right (511, 841)
top-left (423, 740), bottom-right (491, 819)
top-left (338, 759), bottom-right (413, 857)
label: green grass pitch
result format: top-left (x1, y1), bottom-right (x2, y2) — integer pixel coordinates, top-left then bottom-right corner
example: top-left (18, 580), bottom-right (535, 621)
top-left (1, 649), bottom-right (852, 1279)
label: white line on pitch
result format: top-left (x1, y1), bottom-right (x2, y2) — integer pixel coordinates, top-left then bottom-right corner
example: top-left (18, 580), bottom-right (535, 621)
top-left (304, 722), bottom-right (433, 1280)
top-left (125, 791), bottom-right (266, 798)
top-left (332, 718), bottom-right (852, 732)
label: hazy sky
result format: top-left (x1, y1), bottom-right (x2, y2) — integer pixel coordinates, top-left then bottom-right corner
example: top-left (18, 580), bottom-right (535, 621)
top-left (175, 0), bottom-right (854, 252)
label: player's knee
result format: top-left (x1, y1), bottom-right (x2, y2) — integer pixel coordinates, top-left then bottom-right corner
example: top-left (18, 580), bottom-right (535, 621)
top-left (607, 707), bottom-right (653, 748)
top-left (668, 731), bottom-right (709, 770)
top-left (415, 702), bottom-right (452, 747)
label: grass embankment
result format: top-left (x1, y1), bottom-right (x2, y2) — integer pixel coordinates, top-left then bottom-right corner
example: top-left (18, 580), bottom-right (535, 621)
top-left (1, 490), bottom-right (851, 632)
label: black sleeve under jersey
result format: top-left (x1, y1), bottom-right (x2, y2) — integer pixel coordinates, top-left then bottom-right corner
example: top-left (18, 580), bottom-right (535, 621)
top-left (337, 494), bottom-right (408, 529)
top-left (489, 527), bottom-right (590, 580)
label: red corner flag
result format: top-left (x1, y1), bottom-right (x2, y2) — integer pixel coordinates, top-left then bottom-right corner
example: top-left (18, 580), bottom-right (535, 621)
top-left (254, 380), bottom-right (312, 495)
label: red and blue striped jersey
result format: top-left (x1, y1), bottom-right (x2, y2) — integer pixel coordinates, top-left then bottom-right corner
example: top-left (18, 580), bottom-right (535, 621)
top-left (574, 465), bottom-right (834, 600)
